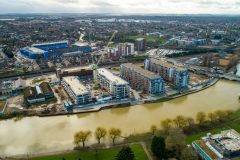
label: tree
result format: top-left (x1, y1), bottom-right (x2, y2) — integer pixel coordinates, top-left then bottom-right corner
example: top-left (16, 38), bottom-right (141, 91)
top-left (173, 116), bottom-right (187, 128)
top-left (150, 125), bottom-right (157, 136)
top-left (109, 128), bottom-right (121, 144)
top-left (95, 127), bottom-right (107, 144)
top-left (215, 110), bottom-right (231, 121)
top-left (74, 130), bottom-right (92, 148)
top-left (116, 146), bottom-right (135, 160)
top-left (196, 112), bottom-right (206, 124)
top-left (180, 147), bottom-right (198, 160)
top-left (208, 112), bottom-right (218, 122)
top-left (166, 127), bottom-right (186, 158)
top-left (161, 118), bottom-right (172, 132)
top-left (225, 110), bottom-right (234, 118)
top-left (151, 136), bottom-right (165, 160)
top-left (186, 117), bottom-right (195, 126)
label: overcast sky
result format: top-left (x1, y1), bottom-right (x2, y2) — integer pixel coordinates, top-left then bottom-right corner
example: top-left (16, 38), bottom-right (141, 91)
top-left (1, 0), bottom-right (240, 14)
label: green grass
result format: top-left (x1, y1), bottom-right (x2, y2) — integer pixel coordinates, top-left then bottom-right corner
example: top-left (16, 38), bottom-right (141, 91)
top-left (127, 35), bottom-right (166, 45)
top-left (32, 77), bottom-right (46, 84)
top-left (32, 144), bottom-right (148, 160)
top-left (185, 109), bottom-right (240, 144)
top-left (185, 128), bottom-right (224, 144)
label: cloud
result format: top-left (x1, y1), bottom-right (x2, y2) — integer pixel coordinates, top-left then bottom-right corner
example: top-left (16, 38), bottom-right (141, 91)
top-left (0, 0), bottom-right (240, 14)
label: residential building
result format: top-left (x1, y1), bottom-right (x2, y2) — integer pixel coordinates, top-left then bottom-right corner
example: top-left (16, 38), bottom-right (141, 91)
top-left (120, 63), bottom-right (164, 95)
top-left (23, 82), bottom-right (54, 104)
top-left (193, 129), bottom-right (240, 160)
top-left (108, 43), bottom-right (134, 60)
top-left (135, 38), bottom-right (146, 51)
top-left (62, 76), bottom-right (91, 105)
top-left (0, 79), bottom-right (26, 96)
top-left (97, 68), bottom-right (129, 99)
top-left (144, 58), bottom-right (189, 89)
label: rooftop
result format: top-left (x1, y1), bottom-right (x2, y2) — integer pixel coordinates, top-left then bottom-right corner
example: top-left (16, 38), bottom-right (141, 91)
top-left (97, 68), bottom-right (129, 85)
top-left (63, 76), bottom-right (89, 95)
top-left (149, 58), bottom-right (186, 71)
top-left (136, 38), bottom-right (145, 41)
top-left (32, 40), bottom-right (69, 47)
top-left (24, 47), bottom-right (45, 54)
top-left (122, 63), bottom-right (161, 79)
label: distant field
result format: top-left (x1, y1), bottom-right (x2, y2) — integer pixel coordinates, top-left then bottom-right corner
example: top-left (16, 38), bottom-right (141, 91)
top-left (230, 29), bottom-right (240, 32)
top-left (32, 144), bottom-right (148, 160)
top-left (126, 35), bottom-right (166, 45)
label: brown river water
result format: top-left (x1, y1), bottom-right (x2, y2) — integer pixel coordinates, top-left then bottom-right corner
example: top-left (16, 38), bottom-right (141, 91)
top-left (0, 80), bottom-right (240, 156)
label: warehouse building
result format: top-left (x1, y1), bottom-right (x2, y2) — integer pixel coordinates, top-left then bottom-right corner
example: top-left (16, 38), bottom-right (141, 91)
top-left (193, 129), bottom-right (240, 160)
top-left (144, 58), bottom-right (189, 89)
top-left (62, 76), bottom-right (91, 105)
top-left (97, 68), bottom-right (130, 99)
top-left (120, 63), bottom-right (164, 95)
top-left (23, 82), bottom-right (54, 104)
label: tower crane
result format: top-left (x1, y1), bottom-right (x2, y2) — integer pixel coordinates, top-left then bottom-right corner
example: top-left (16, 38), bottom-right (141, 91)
top-left (90, 30), bottom-right (117, 82)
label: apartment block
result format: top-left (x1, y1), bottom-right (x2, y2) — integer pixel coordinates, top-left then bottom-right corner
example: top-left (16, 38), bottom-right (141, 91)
top-left (120, 63), bottom-right (164, 95)
top-left (144, 58), bottom-right (189, 89)
top-left (97, 68), bottom-right (130, 99)
top-left (62, 76), bottom-right (91, 105)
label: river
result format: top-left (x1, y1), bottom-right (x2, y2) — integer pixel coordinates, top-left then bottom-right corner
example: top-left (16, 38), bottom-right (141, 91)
top-left (0, 80), bottom-right (240, 156)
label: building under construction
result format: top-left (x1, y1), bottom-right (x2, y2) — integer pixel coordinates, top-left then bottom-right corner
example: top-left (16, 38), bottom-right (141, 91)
top-left (120, 63), bottom-right (164, 95)
top-left (144, 58), bottom-right (189, 89)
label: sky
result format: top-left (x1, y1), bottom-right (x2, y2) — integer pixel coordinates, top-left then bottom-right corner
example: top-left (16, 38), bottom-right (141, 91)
top-left (0, 0), bottom-right (240, 15)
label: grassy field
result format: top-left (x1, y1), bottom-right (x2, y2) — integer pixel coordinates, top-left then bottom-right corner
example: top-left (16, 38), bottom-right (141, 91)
top-left (127, 35), bottom-right (166, 45)
top-left (32, 144), bottom-right (148, 160)
top-left (32, 77), bottom-right (46, 84)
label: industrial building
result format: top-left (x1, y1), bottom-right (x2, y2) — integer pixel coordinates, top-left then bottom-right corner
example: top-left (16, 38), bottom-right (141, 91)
top-left (120, 63), bottom-right (165, 95)
top-left (97, 68), bottom-right (130, 99)
top-left (20, 41), bottom-right (92, 59)
top-left (23, 82), bottom-right (54, 104)
top-left (62, 76), bottom-right (91, 105)
top-left (135, 38), bottom-right (146, 51)
top-left (108, 43), bottom-right (135, 60)
top-left (192, 129), bottom-right (240, 160)
top-left (144, 58), bottom-right (189, 89)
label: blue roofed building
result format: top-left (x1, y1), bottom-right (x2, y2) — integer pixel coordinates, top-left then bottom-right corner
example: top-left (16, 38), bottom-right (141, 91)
top-left (20, 41), bottom-right (92, 59)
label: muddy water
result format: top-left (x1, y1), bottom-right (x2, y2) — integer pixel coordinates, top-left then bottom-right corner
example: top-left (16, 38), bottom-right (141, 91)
top-left (0, 80), bottom-right (239, 156)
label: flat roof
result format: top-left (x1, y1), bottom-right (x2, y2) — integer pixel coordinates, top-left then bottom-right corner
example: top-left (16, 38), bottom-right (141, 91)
top-left (122, 63), bottom-right (161, 79)
top-left (25, 47), bottom-right (45, 54)
top-left (97, 68), bottom-right (129, 85)
top-left (32, 40), bottom-right (68, 47)
top-left (63, 76), bottom-right (89, 95)
top-left (136, 38), bottom-right (145, 41)
top-left (149, 58), bottom-right (186, 71)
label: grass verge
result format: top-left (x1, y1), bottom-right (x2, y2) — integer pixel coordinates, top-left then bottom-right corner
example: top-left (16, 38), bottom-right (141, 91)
top-left (32, 144), bottom-right (148, 160)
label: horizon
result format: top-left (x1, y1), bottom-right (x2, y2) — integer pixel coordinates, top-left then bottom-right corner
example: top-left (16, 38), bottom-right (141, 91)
top-left (1, 0), bottom-right (240, 15)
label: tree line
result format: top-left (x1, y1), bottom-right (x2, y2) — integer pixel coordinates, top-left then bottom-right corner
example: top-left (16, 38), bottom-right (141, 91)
top-left (74, 127), bottom-right (121, 148)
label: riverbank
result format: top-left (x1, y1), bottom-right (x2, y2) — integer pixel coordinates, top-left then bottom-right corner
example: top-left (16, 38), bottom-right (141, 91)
top-left (0, 80), bottom-right (239, 157)
top-left (0, 78), bottom-right (219, 120)
top-left (146, 78), bottom-right (219, 103)
top-left (37, 78), bottom-right (219, 117)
